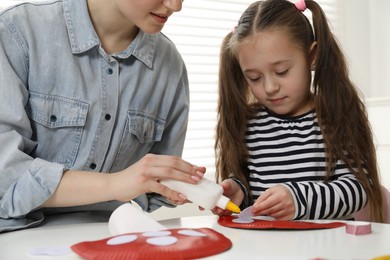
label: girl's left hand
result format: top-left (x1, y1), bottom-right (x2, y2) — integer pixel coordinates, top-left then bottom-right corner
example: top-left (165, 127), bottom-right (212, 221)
top-left (252, 185), bottom-right (295, 220)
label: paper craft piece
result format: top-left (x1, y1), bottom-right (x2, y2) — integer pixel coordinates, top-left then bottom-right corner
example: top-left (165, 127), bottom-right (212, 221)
top-left (219, 215), bottom-right (346, 230)
top-left (238, 206), bottom-right (253, 219)
top-left (345, 221), bottom-right (372, 235)
top-left (232, 206), bottom-right (277, 223)
top-left (232, 218), bottom-right (254, 224)
top-left (106, 235), bottom-right (138, 245)
top-left (108, 203), bottom-right (166, 236)
top-left (146, 236), bottom-right (178, 246)
top-left (178, 229), bottom-right (208, 237)
top-left (233, 206), bottom-right (254, 223)
top-left (71, 228), bottom-right (232, 260)
top-left (232, 217), bottom-right (254, 224)
top-left (255, 215), bottom-right (276, 221)
top-left (29, 246), bottom-right (72, 256)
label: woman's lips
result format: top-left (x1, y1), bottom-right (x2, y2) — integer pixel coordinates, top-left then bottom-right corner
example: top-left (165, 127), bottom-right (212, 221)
top-left (151, 13), bottom-right (169, 23)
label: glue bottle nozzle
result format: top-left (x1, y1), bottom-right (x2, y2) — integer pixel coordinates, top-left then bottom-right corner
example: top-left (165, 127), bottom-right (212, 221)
top-left (226, 200), bottom-right (241, 213)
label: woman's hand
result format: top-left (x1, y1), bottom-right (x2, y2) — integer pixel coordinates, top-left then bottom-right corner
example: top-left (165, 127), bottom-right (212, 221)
top-left (252, 185), bottom-right (295, 220)
top-left (110, 154), bottom-right (205, 204)
top-left (43, 154), bottom-right (205, 208)
top-left (210, 179), bottom-right (244, 216)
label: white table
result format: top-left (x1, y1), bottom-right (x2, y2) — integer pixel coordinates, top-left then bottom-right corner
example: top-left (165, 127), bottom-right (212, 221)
top-left (0, 215), bottom-right (389, 260)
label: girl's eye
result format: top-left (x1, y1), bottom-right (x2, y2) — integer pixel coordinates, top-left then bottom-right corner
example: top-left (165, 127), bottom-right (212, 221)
top-left (276, 70), bottom-right (289, 76)
top-left (246, 75), bottom-right (261, 82)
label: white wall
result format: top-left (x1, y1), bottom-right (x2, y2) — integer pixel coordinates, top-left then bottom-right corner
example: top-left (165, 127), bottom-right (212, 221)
top-left (340, 0), bottom-right (390, 98)
top-left (338, 1), bottom-right (390, 189)
top-left (366, 98), bottom-right (390, 189)
top-left (368, 1), bottom-right (390, 98)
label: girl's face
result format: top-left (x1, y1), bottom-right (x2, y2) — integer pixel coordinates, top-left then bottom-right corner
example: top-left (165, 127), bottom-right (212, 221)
top-left (237, 29), bottom-right (316, 116)
top-left (114, 0), bottom-right (183, 34)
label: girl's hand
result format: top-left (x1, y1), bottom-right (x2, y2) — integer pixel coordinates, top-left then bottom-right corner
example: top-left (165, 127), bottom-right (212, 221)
top-left (210, 179), bottom-right (244, 216)
top-left (109, 154), bottom-right (206, 204)
top-left (252, 185), bottom-right (295, 220)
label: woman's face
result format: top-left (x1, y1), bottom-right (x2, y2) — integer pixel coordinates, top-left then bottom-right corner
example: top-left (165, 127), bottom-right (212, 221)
top-left (114, 0), bottom-right (183, 34)
top-left (237, 29), bottom-right (316, 117)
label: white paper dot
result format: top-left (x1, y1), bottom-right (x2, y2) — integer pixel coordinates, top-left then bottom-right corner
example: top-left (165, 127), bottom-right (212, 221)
top-left (254, 215), bottom-right (276, 221)
top-left (232, 218), bottom-right (254, 224)
top-left (142, 230), bottom-right (171, 237)
top-left (146, 236), bottom-right (178, 246)
top-left (178, 229), bottom-right (207, 237)
top-left (29, 246), bottom-right (72, 256)
top-left (107, 234), bottom-right (138, 245)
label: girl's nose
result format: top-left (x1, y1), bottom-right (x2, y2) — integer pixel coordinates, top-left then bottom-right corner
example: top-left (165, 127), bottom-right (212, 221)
top-left (163, 0), bottom-right (183, 12)
top-left (264, 77), bottom-right (280, 95)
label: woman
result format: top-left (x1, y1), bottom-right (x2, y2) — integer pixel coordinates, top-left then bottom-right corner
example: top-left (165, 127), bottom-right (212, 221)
top-left (0, 0), bottom-right (205, 232)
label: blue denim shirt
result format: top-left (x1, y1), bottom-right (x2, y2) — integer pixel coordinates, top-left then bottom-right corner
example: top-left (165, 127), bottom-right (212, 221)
top-left (0, 0), bottom-right (189, 232)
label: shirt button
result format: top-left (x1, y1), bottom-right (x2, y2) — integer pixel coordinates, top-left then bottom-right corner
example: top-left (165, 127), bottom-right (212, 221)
top-left (105, 114), bottom-right (111, 121)
top-left (106, 68), bottom-right (113, 75)
top-left (90, 163), bottom-right (97, 170)
top-left (50, 115), bottom-right (57, 122)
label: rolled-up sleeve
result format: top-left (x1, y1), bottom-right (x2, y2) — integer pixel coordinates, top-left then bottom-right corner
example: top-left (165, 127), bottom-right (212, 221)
top-left (0, 17), bottom-right (64, 219)
top-left (0, 157), bottom-right (64, 218)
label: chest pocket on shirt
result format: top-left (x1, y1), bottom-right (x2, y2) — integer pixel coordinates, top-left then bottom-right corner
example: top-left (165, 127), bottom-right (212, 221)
top-left (128, 111), bottom-right (164, 143)
top-left (112, 110), bottom-right (165, 171)
top-left (26, 92), bottom-right (88, 168)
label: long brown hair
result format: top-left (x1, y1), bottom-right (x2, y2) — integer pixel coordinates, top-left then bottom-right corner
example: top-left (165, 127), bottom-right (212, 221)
top-left (215, 0), bottom-right (384, 222)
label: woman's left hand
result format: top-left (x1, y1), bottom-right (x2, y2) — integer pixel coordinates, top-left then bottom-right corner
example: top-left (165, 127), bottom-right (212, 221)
top-left (252, 185), bottom-right (295, 220)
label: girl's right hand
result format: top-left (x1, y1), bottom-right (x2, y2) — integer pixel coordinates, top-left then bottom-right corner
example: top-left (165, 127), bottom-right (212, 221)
top-left (109, 153), bottom-right (206, 204)
top-left (252, 185), bottom-right (295, 220)
top-left (211, 179), bottom-right (244, 216)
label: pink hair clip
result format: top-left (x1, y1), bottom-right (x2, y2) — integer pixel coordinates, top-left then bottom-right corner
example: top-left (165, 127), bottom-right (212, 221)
top-left (232, 25), bottom-right (238, 34)
top-left (295, 0), bottom-right (306, 11)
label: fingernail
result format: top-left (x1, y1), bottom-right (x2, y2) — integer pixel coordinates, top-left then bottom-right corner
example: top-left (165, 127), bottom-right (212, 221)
top-left (179, 193), bottom-right (187, 200)
top-left (191, 175), bottom-right (200, 181)
top-left (196, 171), bottom-right (204, 177)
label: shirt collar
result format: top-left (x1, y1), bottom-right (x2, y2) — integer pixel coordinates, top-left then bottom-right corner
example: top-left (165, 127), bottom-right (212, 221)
top-left (63, 0), bottom-right (155, 68)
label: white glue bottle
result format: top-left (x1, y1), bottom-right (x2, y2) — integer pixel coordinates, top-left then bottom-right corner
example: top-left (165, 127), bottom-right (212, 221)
top-left (161, 177), bottom-right (241, 213)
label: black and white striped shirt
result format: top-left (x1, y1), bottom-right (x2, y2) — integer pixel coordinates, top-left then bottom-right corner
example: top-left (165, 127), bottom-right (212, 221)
top-left (246, 108), bottom-right (367, 220)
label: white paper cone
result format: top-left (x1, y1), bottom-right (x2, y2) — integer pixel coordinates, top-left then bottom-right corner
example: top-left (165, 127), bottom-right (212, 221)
top-left (108, 203), bottom-right (167, 236)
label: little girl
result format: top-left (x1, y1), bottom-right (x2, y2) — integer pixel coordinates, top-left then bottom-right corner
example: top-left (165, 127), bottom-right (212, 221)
top-left (215, 0), bottom-right (384, 222)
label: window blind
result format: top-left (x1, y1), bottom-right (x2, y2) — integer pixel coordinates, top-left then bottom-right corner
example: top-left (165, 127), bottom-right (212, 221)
top-left (162, 0), bottom-right (256, 178)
